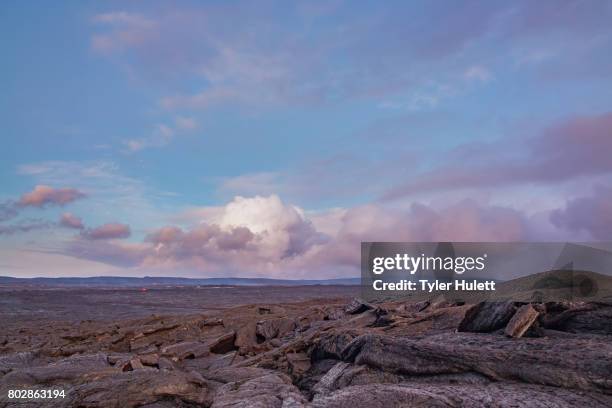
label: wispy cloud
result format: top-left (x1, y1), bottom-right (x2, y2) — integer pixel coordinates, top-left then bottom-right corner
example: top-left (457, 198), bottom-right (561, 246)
top-left (382, 111), bottom-right (612, 201)
top-left (464, 65), bottom-right (493, 82)
top-left (90, 2), bottom-right (612, 112)
top-left (0, 219), bottom-right (53, 236)
top-left (82, 222), bottom-right (131, 240)
top-left (123, 118), bottom-right (198, 152)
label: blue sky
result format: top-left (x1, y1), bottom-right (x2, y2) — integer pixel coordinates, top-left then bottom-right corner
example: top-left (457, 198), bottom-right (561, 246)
top-left (1, 1), bottom-right (612, 278)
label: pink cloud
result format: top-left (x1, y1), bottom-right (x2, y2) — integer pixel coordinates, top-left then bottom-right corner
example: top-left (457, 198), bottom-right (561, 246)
top-left (551, 185), bottom-right (612, 240)
top-left (18, 185), bottom-right (86, 208)
top-left (59, 213), bottom-right (84, 230)
top-left (383, 111), bottom-right (612, 200)
top-left (82, 223), bottom-right (131, 240)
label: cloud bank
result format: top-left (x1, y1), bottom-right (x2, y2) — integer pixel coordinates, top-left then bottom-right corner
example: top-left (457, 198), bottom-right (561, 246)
top-left (54, 191), bottom-right (610, 278)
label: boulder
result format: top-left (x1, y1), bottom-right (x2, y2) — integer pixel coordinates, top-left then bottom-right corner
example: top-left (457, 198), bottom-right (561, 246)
top-left (139, 353), bottom-right (160, 367)
top-left (504, 304), bottom-right (539, 338)
top-left (234, 321), bottom-right (258, 351)
top-left (310, 332), bottom-right (357, 361)
top-left (345, 299), bottom-right (373, 315)
top-left (458, 301), bottom-right (517, 333)
top-left (208, 332), bottom-right (237, 354)
top-left (256, 318), bottom-right (296, 341)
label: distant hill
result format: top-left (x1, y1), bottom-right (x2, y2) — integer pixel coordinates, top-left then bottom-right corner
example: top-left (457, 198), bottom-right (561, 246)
top-left (0, 275), bottom-right (361, 287)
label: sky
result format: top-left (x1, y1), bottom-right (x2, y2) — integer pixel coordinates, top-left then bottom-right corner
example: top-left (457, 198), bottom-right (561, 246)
top-left (1, 0), bottom-right (612, 279)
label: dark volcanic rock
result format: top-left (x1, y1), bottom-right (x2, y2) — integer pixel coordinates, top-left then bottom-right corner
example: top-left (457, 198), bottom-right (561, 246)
top-left (310, 332), bottom-right (357, 361)
top-left (542, 303), bottom-right (612, 335)
top-left (344, 299), bottom-right (373, 315)
top-left (341, 332), bottom-right (612, 394)
top-left (458, 301), bottom-right (518, 332)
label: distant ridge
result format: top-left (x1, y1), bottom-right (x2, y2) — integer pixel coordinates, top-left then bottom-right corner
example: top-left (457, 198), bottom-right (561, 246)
top-left (0, 275), bottom-right (361, 287)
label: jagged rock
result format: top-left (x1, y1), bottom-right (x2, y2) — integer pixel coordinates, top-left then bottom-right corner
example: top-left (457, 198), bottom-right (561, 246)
top-left (0, 351), bottom-right (39, 375)
top-left (297, 308), bottom-right (326, 329)
top-left (345, 299), bottom-right (373, 315)
top-left (369, 308), bottom-right (392, 327)
top-left (325, 308), bottom-right (347, 321)
top-left (210, 372), bottom-right (306, 407)
top-left (428, 296), bottom-right (457, 310)
top-left (160, 341), bottom-right (209, 360)
top-left (341, 332), bottom-right (612, 394)
top-left (157, 357), bottom-right (174, 370)
top-left (234, 321), bottom-right (258, 351)
top-left (458, 301), bottom-right (517, 332)
top-left (286, 352), bottom-right (311, 378)
top-left (505, 304), bottom-right (539, 338)
top-left (139, 353), bottom-right (160, 366)
top-left (61, 369), bottom-right (212, 407)
top-left (0, 353), bottom-right (112, 387)
top-left (121, 358), bottom-right (146, 371)
top-left (396, 300), bottom-right (430, 314)
top-left (256, 318), bottom-right (296, 341)
top-left (138, 323), bottom-right (181, 337)
top-left (347, 310), bottom-right (378, 327)
top-left (561, 306), bottom-right (612, 335)
top-left (201, 366), bottom-right (275, 384)
top-left (311, 383), bottom-right (612, 408)
top-left (208, 332), bottom-right (237, 354)
top-left (541, 303), bottom-right (612, 335)
top-left (107, 353), bottom-right (126, 366)
top-left (383, 304), bottom-right (472, 337)
top-left (313, 361), bottom-right (351, 394)
top-left (310, 332), bottom-right (357, 361)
